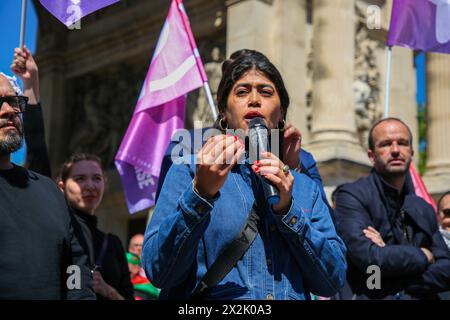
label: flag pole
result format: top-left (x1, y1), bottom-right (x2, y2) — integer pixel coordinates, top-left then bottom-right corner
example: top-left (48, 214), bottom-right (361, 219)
top-left (384, 46), bottom-right (393, 118)
top-left (176, 0), bottom-right (219, 120)
top-left (203, 83), bottom-right (218, 120)
top-left (19, 0), bottom-right (27, 48)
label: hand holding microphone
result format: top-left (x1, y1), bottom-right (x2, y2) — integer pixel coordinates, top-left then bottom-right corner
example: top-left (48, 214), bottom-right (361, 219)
top-left (249, 117), bottom-right (294, 215)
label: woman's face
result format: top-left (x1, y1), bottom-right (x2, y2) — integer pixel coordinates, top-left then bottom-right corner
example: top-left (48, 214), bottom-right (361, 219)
top-left (60, 160), bottom-right (105, 215)
top-left (224, 69), bottom-right (283, 132)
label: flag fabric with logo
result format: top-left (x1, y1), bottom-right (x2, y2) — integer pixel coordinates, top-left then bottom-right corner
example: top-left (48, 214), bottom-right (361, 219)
top-left (39, 0), bottom-right (120, 27)
top-left (387, 0), bottom-right (450, 54)
top-left (115, 0), bottom-right (207, 214)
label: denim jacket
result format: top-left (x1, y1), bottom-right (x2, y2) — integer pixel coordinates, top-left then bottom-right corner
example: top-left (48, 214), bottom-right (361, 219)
top-left (143, 158), bottom-right (347, 300)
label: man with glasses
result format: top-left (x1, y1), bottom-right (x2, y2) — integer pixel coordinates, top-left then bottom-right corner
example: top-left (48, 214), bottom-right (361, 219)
top-left (0, 95), bottom-right (27, 151)
top-left (0, 59), bottom-right (95, 299)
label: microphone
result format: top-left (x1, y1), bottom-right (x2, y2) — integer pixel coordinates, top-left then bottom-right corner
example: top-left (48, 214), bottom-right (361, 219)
top-left (248, 117), bottom-right (280, 205)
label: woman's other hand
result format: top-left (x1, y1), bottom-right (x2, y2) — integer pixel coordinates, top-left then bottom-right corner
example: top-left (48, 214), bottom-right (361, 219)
top-left (282, 123), bottom-right (302, 170)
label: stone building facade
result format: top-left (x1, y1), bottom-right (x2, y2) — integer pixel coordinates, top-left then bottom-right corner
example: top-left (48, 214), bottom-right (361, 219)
top-left (33, 0), bottom-right (450, 245)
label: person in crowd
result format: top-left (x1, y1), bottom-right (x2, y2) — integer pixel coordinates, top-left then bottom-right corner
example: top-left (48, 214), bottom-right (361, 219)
top-left (58, 153), bottom-right (134, 300)
top-left (127, 233), bottom-right (160, 300)
top-left (12, 47), bottom-right (133, 300)
top-left (142, 49), bottom-right (347, 300)
top-left (334, 117), bottom-right (450, 300)
top-left (437, 191), bottom-right (450, 299)
top-left (0, 72), bottom-right (94, 299)
top-left (129, 233), bottom-right (144, 258)
top-left (127, 251), bottom-right (160, 300)
top-left (438, 191), bottom-right (450, 251)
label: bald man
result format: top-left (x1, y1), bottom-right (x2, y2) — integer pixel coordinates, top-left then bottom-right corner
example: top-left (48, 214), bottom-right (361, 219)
top-left (127, 233), bottom-right (160, 299)
top-left (0, 74), bottom-right (94, 299)
top-left (129, 234), bottom-right (144, 258)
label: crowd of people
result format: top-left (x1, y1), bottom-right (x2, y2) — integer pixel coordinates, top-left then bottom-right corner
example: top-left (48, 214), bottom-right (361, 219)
top-left (1, 47), bottom-right (450, 300)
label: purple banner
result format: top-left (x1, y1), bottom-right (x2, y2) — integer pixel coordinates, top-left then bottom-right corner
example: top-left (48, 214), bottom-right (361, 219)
top-left (115, 0), bottom-right (206, 214)
top-left (39, 0), bottom-right (120, 26)
top-left (387, 0), bottom-right (450, 54)
top-left (115, 97), bottom-right (185, 213)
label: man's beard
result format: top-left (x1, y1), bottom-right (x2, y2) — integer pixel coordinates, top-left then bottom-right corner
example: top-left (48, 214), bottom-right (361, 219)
top-left (0, 119), bottom-right (24, 155)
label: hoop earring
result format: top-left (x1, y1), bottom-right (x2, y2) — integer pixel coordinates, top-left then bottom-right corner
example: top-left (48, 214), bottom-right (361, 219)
top-left (219, 118), bottom-right (228, 131)
top-left (278, 119), bottom-right (286, 131)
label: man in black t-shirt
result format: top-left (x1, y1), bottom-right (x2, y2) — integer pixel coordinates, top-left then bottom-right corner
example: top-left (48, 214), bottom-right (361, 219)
top-left (0, 73), bottom-right (95, 299)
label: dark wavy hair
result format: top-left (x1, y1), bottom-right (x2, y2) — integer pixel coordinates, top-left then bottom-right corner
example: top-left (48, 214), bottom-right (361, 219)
top-left (215, 49), bottom-right (290, 126)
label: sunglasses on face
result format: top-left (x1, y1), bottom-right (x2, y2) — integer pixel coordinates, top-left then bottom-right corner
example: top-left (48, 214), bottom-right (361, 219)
top-left (442, 209), bottom-right (450, 216)
top-left (0, 96), bottom-right (28, 114)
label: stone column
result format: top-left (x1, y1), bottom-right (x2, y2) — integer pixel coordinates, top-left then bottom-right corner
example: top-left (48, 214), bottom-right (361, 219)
top-left (226, 0), bottom-right (274, 55)
top-left (270, 0), bottom-right (308, 141)
top-left (307, 0), bottom-right (370, 184)
top-left (423, 53), bottom-right (450, 196)
top-left (226, 0), bottom-right (308, 138)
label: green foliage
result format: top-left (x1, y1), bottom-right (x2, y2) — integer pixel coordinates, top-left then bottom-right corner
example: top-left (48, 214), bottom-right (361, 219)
top-left (417, 104), bottom-right (427, 175)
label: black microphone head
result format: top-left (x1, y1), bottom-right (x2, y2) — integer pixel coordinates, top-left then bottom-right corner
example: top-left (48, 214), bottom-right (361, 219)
top-left (249, 117), bottom-right (269, 156)
top-left (248, 117), bottom-right (267, 130)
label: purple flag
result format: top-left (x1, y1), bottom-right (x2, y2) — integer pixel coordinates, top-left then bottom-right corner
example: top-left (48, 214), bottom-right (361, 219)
top-left (387, 0), bottom-right (450, 54)
top-left (115, 0), bottom-right (207, 214)
top-left (39, 0), bottom-right (120, 27)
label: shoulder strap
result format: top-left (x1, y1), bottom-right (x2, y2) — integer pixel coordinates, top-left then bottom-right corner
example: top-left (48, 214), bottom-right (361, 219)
top-left (191, 206), bottom-right (260, 299)
top-left (94, 233), bottom-right (110, 270)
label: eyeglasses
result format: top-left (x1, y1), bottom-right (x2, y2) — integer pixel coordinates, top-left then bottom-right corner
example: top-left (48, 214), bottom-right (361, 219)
top-left (0, 96), bottom-right (28, 114)
top-left (442, 209), bottom-right (450, 216)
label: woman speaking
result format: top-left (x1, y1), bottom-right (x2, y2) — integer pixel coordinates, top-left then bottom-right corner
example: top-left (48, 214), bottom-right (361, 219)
top-left (142, 49), bottom-right (347, 300)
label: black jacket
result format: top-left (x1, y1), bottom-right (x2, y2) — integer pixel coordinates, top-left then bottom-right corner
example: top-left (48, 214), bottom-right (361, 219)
top-left (0, 166), bottom-right (95, 299)
top-left (71, 210), bottom-right (134, 300)
top-left (334, 170), bottom-right (450, 299)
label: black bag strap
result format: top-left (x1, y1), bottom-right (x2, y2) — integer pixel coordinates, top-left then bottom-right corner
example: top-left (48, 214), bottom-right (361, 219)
top-left (191, 206), bottom-right (260, 299)
top-left (93, 233), bottom-right (109, 270)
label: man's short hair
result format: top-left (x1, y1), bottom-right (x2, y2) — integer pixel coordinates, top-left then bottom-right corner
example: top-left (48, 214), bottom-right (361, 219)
top-left (368, 117), bottom-right (413, 150)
